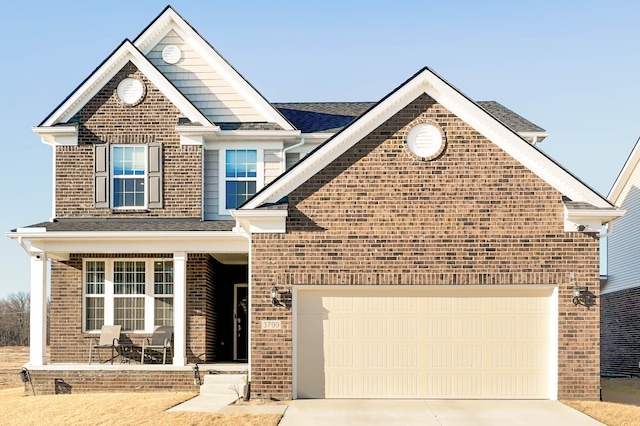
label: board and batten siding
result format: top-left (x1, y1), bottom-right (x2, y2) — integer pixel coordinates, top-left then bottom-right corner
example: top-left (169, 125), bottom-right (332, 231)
top-left (146, 30), bottom-right (264, 123)
top-left (203, 148), bottom-right (283, 219)
top-left (605, 175), bottom-right (640, 294)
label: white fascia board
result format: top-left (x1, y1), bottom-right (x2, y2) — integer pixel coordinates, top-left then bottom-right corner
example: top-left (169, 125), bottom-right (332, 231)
top-left (243, 73), bottom-right (435, 209)
top-left (32, 126), bottom-right (78, 146)
top-left (176, 125), bottom-right (221, 146)
top-left (563, 207), bottom-right (625, 233)
top-left (8, 230), bottom-right (249, 255)
top-left (608, 137), bottom-right (640, 205)
top-left (40, 41), bottom-right (212, 127)
top-left (230, 209), bottom-right (288, 234)
top-left (134, 8), bottom-right (293, 131)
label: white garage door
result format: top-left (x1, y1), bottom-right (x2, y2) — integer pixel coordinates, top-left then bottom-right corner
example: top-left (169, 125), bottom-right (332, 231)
top-left (295, 286), bottom-right (553, 399)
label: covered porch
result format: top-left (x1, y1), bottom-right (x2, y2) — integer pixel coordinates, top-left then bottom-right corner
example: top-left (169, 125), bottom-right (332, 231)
top-left (8, 219), bottom-right (251, 377)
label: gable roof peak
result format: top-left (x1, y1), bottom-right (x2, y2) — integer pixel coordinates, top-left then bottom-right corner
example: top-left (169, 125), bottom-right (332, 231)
top-left (242, 66), bottom-right (612, 211)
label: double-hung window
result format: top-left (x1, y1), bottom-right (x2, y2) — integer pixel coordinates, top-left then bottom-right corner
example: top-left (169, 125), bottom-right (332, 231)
top-left (83, 259), bottom-right (174, 332)
top-left (112, 145), bottom-right (146, 208)
top-left (225, 149), bottom-right (257, 210)
top-left (94, 143), bottom-right (163, 209)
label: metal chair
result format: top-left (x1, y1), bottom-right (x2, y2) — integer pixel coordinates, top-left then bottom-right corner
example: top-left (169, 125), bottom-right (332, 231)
top-left (88, 325), bottom-right (121, 364)
top-left (141, 326), bottom-right (173, 364)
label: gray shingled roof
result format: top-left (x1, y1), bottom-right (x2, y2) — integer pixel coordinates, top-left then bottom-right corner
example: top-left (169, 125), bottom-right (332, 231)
top-left (17, 218), bottom-right (235, 232)
top-left (273, 101), bottom-right (546, 135)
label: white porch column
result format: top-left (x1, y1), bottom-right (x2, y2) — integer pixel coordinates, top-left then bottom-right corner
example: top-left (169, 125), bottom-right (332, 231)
top-left (173, 252), bottom-right (187, 366)
top-left (29, 253), bottom-right (47, 366)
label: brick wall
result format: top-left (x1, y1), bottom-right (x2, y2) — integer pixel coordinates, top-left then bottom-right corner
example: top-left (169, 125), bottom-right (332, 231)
top-left (55, 62), bottom-right (201, 218)
top-left (50, 253), bottom-right (213, 364)
top-left (24, 369), bottom-right (199, 395)
top-left (601, 287), bottom-right (640, 376)
top-left (250, 94), bottom-right (601, 400)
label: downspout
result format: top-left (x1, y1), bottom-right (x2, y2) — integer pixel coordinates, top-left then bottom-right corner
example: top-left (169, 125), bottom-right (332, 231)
top-left (18, 236), bottom-right (33, 256)
top-left (282, 137), bottom-right (305, 171)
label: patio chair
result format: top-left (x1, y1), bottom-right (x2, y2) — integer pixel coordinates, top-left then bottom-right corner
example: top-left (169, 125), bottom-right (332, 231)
top-left (88, 325), bottom-right (121, 364)
top-left (141, 326), bottom-right (173, 364)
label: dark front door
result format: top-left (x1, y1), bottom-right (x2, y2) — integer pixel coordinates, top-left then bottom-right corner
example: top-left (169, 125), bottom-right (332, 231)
top-left (234, 284), bottom-right (248, 361)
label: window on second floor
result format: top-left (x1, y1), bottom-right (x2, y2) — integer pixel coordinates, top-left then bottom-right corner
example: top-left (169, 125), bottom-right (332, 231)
top-left (94, 143), bottom-right (163, 210)
top-left (224, 149), bottom-right (258, 210)
top-left (112, 146), bottom-right (146, 208)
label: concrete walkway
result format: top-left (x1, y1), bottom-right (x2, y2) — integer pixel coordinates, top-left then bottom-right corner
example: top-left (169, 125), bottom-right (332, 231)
top-left (278, 399), bottom-right (605, 426)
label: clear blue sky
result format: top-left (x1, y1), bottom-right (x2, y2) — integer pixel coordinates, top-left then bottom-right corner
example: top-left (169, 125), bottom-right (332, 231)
top-left (1, 1), bottom-right (639, 299)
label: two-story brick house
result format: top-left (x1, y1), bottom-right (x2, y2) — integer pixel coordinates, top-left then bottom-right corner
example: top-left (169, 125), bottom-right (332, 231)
top-left (9, 6), bottom-right (622, 399)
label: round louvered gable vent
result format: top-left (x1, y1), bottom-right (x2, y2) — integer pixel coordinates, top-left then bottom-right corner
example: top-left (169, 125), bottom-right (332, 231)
top-left (116, 78), bottom-right (145, 105)
top-left (407, 123), bottom-right (444, 159)
top-left (162, 45), bottom-right (181, 64)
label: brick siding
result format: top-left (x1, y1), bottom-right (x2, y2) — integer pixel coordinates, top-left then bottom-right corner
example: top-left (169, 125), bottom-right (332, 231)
top-left (250, 94), bottom-right (601, 400)
top-left (23, 369), bottom-right (199, 395)
top-left (55, 62), bottom-right (201, 218)
top-left (601, 287), bottom-right (640, 376)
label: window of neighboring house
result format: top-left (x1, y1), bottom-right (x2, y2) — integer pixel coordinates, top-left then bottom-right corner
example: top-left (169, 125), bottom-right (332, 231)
top-left (112, 145), bottom-right (146, 208)
top-left (225, 149), bottom-right (257, 210)
top-left (83, 259), bottom-right (174, 332)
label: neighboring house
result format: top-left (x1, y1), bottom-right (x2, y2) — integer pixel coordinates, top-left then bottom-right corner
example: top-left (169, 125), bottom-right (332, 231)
top-left (602, 137), bottom-right (640, 376)
top-left (7, 6), bottom-right (623, 399)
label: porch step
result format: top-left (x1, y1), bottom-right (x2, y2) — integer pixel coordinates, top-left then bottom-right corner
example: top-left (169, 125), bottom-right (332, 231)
top-left (200, 373), bottom-right (247, 397)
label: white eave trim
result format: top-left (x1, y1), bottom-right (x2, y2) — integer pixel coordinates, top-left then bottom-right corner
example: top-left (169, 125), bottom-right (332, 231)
top-left (242, 68), bottom-right (611, 210)
top-left (608, 136), bottom-right (640, 206)
top-left (40, 40), bottom-right (211, 128)
top-left (6, 228), bottom-right (249, 258)
top-left (32, 126), bottom-right (78, 146)
top-left (563, 207), bottom-right (625, 233)
top-left (230, 208), bottom-right (288, 234)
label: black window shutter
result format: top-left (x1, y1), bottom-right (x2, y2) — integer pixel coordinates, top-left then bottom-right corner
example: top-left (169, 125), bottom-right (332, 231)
top-left (94, 144), bottom-right (109, 208)
top-left (148, 143), bottom-right (163, 208)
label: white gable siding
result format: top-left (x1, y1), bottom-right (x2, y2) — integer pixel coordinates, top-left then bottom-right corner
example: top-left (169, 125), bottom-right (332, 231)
top-left (147, 30), bottom-right (264, 123)
top-left (203, 149), bottom-right (220, 220)
top-left (286, 152), bottom-right (300, 170)
top-left (605, 172), bottom-right (640, 294)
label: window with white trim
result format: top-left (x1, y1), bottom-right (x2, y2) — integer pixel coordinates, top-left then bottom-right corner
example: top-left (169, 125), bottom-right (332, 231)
top-left (112, 145), bottom-right (146, 208)
top-left (224, 149), bottom-right (257, 210)
top-left (83, 259), bottom-right (174, 332)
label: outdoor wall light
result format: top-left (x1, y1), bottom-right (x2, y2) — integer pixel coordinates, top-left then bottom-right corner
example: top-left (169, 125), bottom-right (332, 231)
top-left (571, 274), bottom-right (586, 306)
top-left (271, 285), bottom-right (279, 306)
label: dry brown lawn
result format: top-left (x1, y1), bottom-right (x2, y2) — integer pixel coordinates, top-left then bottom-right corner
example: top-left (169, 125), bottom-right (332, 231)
top-left (0, 346), bottom-right (281, 426)
top-left (5, 346), bottom-right (640, 425)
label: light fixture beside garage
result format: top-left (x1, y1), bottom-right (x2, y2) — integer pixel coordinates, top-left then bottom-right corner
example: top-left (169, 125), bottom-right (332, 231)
top-left (571, 273), bottom-right (587, 305)
top-left (271, 285), bottom-right (279, 306)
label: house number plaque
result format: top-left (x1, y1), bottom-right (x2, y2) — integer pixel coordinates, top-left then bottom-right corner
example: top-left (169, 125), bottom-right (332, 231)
top-left (261, 320), bottom-right (282, 330)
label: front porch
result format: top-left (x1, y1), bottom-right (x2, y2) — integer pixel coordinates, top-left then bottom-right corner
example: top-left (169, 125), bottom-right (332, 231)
top-left (22, 362), bottom-right (248, 395)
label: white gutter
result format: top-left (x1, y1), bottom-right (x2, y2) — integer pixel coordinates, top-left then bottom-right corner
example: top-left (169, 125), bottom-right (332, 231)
top-left (282, 137), bottom-right (306, 171)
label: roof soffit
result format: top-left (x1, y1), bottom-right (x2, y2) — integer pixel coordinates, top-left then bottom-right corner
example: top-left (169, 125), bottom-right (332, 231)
top-left (39, 40), bottom-right (211, 128)
top-left (243, 67), bottom-right (612, 210)
top-left (132, 7), bottom-right (294, 131)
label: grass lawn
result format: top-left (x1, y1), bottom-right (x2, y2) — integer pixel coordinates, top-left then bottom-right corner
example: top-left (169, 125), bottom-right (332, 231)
top-left (0, 346), bottom-right (281, 426)
top-left (3, 346), bottom-right (640, 425)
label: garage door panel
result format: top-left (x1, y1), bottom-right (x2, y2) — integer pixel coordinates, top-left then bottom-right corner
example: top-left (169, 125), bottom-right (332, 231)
top-left (296, 288), bottom-right (552, 399)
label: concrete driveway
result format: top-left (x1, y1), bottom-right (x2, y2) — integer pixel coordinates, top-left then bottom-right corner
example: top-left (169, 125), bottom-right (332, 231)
top-left (278, 399), bottom-right (605, 426)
